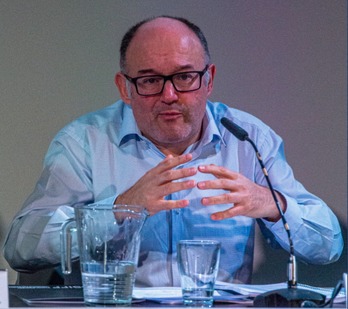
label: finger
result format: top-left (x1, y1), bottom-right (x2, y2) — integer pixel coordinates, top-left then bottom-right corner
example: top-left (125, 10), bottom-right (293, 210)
top-left (197, 178), bottom-right (234, 191)
top-left (160, 166), bottom-right (197, 183)
top-left (201, 193), bottom-right (237, 206)
top-left (198, 164), bottom-right (238, 179)
top-left (148, 154), bottom-right (194, 184)
top-left (211, 209), bottom-right (236, 221)
top-left (148, 199), bottom-right (190, 215)
top-left (160, 179), bottom-right (196, 197)
top-left (158, 153), bottom-right (193, 172)
top-left (210, 205), bottom-right (245, 221)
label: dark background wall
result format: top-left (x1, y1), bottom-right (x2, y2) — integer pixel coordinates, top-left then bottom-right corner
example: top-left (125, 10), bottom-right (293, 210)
top-left (0, 0), bottom-right (346, 286)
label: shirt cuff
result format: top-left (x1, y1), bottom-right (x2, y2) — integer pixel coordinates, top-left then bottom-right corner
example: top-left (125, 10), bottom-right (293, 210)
top-left (262, 195), bottom-right (303, 242)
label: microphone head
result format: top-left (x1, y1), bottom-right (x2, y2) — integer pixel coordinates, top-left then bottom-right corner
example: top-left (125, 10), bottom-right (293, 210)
top-left (221, 117), bottom-right (249, 141)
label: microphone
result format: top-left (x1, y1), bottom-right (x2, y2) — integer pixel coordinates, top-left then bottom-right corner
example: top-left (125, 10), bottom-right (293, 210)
top-left (221, 117), bottom-right (326, 307)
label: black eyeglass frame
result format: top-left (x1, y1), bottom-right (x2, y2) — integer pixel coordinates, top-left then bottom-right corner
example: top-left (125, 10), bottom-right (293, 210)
top-left (123, 65), bottom-right (210, 96)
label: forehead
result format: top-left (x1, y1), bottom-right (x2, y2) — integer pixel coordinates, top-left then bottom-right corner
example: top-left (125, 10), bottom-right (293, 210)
top-left (125, 18), bottom-right (206, 73)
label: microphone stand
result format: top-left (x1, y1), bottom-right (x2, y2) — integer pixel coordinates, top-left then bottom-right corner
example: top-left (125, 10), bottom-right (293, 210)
top-left (247, 137), bottom-right (325, 307)
top-left (221, 118), bottom-right (326, 307)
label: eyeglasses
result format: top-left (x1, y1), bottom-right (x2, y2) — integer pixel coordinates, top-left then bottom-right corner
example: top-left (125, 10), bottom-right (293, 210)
top-left (123, 65), bottom-right (209, 96)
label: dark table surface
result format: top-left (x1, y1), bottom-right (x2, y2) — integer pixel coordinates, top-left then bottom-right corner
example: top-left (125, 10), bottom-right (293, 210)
top-left (8, 285), bottom-right (248, 308)
top-left (8, 285), bottom-right (346, 308)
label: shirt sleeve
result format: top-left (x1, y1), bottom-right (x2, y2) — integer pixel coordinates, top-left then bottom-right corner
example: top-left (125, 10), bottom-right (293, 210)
top-left (3, 206), bottom-right (77, 271)
top-left (256, 128), bottom-right (343, 264)
top-left (3, 133), bottom-right (116, 272)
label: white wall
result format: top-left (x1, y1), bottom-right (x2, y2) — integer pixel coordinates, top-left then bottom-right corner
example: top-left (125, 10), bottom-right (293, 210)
top-left (0, 0), bottom-right (346, 285)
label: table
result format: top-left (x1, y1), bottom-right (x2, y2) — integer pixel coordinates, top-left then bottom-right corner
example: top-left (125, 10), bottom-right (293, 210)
top-left (8, 285), bottom-right (346, 308)
top-left (8, 285), bottom-right (247, 308)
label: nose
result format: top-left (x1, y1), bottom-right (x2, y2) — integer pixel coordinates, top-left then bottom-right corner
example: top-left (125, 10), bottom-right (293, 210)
top-left (160, 80), bottom-right (178, 103)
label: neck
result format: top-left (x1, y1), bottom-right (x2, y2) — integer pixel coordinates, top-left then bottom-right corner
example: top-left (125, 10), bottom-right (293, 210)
top-left (155, 142), bottom-right (189, 157)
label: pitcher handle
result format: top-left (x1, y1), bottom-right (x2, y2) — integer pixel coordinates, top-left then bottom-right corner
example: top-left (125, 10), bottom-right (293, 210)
top-left (60, 218), bottom-right (77, 275)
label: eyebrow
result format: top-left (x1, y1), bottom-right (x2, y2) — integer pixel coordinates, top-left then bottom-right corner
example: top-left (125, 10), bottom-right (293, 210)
top-left (136, 65), bottom-right (196, 76)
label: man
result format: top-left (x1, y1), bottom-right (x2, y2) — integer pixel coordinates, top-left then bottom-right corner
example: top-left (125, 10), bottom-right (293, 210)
top-left (3, 16), bottom-right (343, 286)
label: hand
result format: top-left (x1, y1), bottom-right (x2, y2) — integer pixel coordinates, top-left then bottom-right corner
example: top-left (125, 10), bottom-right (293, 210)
top-left (115, 154), bottom-right (197, 215)
top-left (197, 164), bottom-right (286, 221)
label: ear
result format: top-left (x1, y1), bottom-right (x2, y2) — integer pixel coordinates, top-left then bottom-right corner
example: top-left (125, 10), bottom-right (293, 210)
top-left (206, 64), bottom-right (216, 96)
top-left (115, 72), bottom-right (132, 104)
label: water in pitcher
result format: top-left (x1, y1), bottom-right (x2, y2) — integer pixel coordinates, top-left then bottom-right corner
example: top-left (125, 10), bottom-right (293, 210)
top-left (81, 261), bottom-right (136, 305)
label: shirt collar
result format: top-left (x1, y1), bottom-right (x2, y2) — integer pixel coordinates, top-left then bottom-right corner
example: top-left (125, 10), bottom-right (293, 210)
top-left (200, 105), bottom-right (224, 147)
top-left (118, 104), bottom-right (142, 146)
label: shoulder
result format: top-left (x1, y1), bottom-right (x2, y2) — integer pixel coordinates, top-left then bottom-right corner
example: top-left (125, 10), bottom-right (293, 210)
top-left (71, 100), bottom-right (127, 128)
top-left (207, 100), bottom-right (284, 158)
top-left (53, 100), bottom-right (131, 144)
top-left (207, 101), bottom-right (272, 137)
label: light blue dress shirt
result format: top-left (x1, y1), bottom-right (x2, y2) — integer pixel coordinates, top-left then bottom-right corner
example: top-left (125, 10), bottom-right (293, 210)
top-left (3, 100), bottom-right (343, 286)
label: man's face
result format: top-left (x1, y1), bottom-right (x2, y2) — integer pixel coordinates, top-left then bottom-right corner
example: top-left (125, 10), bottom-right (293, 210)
top-left (116, 19), bottom-right (215, 155)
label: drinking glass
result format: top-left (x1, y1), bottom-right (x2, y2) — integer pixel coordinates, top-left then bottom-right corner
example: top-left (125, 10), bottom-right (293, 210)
top-left (177, 240), bottom-right (221, 307)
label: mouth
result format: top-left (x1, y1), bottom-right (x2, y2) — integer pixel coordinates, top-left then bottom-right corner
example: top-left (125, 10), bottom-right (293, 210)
top-left (158, 110), bottom-right (183, 121)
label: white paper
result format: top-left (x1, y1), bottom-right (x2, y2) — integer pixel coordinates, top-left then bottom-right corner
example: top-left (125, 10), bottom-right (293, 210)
top-left (133, 281), bottom-right (346, 304)
top-left (133, 286), bottom-right (251, 304)
top-left (0, 270), bottom-right (9, 308)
